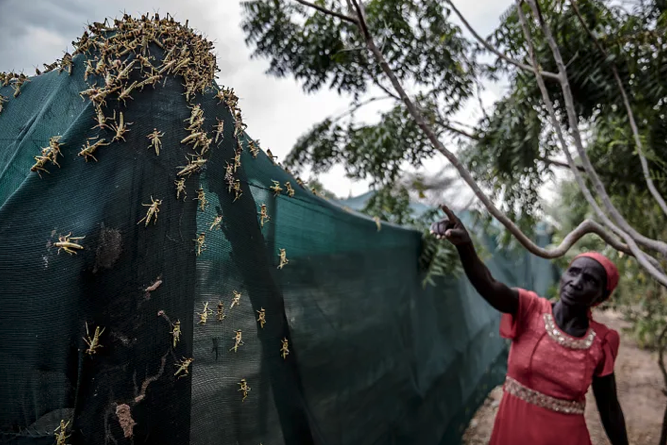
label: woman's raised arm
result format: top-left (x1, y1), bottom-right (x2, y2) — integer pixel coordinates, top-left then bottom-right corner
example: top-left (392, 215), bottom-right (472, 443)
top-left (430, 206), bottom-right (518, 314)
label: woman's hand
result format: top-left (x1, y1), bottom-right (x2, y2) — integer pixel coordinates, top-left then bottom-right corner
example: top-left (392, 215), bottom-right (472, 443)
top-left (429, 205), bottom-right (471, 246)
top-left (430, 205), bottom-right (518, 313)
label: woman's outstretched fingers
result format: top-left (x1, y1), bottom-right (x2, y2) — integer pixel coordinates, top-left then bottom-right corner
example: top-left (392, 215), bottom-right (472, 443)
top-left (431, 205), bottom-right (471, 245)
top-left (441, 205), bottom-right (458, 222)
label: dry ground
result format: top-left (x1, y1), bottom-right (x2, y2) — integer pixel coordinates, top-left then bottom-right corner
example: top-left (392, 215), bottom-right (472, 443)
top-left (462, 310), bottom-right (665, 445)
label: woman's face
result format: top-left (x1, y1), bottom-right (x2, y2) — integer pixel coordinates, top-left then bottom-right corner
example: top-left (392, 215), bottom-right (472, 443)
top-left (559, 257), bottom-right (607, 308)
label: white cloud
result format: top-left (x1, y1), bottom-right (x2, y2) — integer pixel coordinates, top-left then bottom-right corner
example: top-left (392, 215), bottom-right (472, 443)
top-left (16, 25), bottom-right (68, 71)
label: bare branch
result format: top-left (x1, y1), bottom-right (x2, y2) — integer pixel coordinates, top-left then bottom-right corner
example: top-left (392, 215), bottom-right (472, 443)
top-left (445, 0), bottom-right (561, 81)
top-left (538, 156), bottom-right (585, 172)
top-left (450, 118), bottom-right (478, 130)
top-left (332, 94), bottom-right (475, 141)
top-left (292, 0), bottom-right (359, 25)
top-left (552, 219), bottom-right (633, 258)
top-left (341, 0), bottom-right (635, 262)
top-left (426, 95), bottom-right (480, 140)
top-left (368, 77), bottom-right (401, 100)
top-left (515, 1), bottom-right (624, 236)
top-left (433, 117), bottom-right (478, 140)
top-left (524, 0), bottom-right (667, 257)
top-left (443, 123), bottom-right (476, 140)
top-left (475, 82), bottom-right (490, 121)
top-left (331, 95), bottom-right (394, 123)
top-left (350, 0), bottom-right (371, 39)
top-left (570, 0), bottom-right (667, 217)
top-left (432, 121), bottom-right (584, 171)
top-left (517, 0), bottom-right (667, 285)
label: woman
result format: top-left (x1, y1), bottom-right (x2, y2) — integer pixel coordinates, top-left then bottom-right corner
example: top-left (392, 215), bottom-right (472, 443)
top-left (430, 206), bottom-right (628, 445)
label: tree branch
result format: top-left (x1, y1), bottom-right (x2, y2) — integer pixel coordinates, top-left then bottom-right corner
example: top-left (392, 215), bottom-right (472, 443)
top-left (371, 78), bottom-right (400, 100)
top-left (450, 118), bottom-right (478, 130)
top-left (292, 0), bottom-right (359, 25)
top-left (523, 0), bottom-right (667, 258)
top-left (570, 0), bottom-right (667, 218)
top-left (554, 219), bottom-right (633, 257)
top-left (350, 0), bottom-right (371, 39)
top-left (289, 0), bottom-right (402, 105)
top-left (295, 0), bottom-right (665, 271)
top-left (538, 156), bottom-right (585, 172)
top-left (440, 122), bottom-right (477, 140)
top-left (432, 122), bottom-right (583, 172)
top-left (331, 95), bottom-right (394, 123)
top-left (445, 0), bottom-right (561, 81)
top-left (517, 0), bottom-right (667, 285)
top-left (340, 0), bottom-right (637, 262)
top-left (475, 82), bottom-right (490, 121)
top-left (515, 3), bottom-right (612, 227)
top-left (432, 113), bottom-right (479, 140)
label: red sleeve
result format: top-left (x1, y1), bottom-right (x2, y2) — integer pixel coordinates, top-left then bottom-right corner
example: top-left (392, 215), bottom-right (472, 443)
top-left (499, 288), bottom-right (541, 340)
top-left (596, 329), bottom-right (620, 377)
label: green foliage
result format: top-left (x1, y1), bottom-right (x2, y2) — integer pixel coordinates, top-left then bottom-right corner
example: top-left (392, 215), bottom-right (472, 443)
top-left (242, 0), bottom-right (667, 229)
top-left (623, 288), bottom-right (667, 349)
top-left (360, 183), bottom-right (414, 226)
top-left (471, 0), bottom-right (667, 218)
top-left (417, 217), bottom-right (463, 288)
top-left (241, 0), bottom-right (667, 319)
top-left (242, 0), bottom-right (474, 99)
top-left (241, 0), bottom-right (476, 191)
top-left (461, 71), bottom-right (556, 225)
top-left (286, 100), bottom-right (439, 185)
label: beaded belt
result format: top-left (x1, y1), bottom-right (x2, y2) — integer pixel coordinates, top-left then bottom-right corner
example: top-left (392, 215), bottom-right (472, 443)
top-left (503, 376), bottom-right (586, 415)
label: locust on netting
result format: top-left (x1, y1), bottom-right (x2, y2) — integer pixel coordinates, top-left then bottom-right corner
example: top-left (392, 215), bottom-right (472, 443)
top-left (83, 322), bottom-right (105, 356)
top-left (137, 196), bottom-right (162, 227)
top-left (54, 233), bottom-right (85, 255)
top-left (174, 357), bottom-right (194, 379)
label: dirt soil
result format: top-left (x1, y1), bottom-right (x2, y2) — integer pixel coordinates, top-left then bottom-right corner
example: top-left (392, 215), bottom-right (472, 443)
top-left (462, 310), bottom-right (665, 445)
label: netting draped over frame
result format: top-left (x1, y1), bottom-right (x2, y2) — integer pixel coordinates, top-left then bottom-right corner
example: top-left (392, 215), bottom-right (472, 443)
top-left (0, 15), bottom-right (557, 445)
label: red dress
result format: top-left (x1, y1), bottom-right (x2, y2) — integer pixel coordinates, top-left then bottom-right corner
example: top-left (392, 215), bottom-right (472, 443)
top-left (489, 289), bottom-right (620, 445)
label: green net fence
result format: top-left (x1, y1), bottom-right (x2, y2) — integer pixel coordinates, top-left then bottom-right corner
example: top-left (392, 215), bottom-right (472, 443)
top-left (0, 15), bottom-right (558, 445)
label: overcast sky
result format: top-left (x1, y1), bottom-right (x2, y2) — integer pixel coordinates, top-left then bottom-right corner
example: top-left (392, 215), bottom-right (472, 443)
top-left (0, 0), bottom-right (514, 199)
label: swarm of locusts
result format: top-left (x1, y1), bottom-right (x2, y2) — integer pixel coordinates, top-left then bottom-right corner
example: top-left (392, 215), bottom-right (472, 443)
top-left (2, 17), bottom-right (314, 433)
top-left (11, 13), bottom-right (307, 255)
top-left (21, 13), bottom-right (254, 215)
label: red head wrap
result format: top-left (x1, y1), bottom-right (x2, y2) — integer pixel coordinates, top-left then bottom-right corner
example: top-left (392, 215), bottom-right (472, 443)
top-left (571, 252), bottom-right (619, 298)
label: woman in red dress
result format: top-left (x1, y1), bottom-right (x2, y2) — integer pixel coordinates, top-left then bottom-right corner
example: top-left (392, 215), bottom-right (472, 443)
top-left (431, 206), bottom-right (628, 445)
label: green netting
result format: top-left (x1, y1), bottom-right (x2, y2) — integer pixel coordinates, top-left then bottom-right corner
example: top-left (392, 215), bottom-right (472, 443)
top-left (0, 15), bottom-right (557, 445)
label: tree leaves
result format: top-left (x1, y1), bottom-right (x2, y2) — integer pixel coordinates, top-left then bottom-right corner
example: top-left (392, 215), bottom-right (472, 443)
top-left (242, 0), bottom-right (667, 240)
top-left (285, 102), bottom-right (437, 185)
top-left (241, 0), bottom-right (474, 99)
top-left (242, 0), bottom-right (367, 94)
top-left (472, 0), bottom-right (667, 221)
top-left (460, 73), bottom-right (551, 225)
